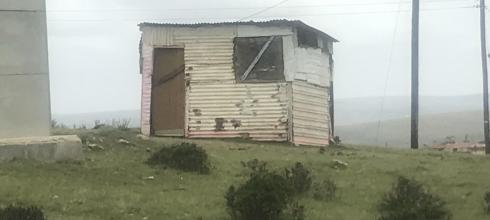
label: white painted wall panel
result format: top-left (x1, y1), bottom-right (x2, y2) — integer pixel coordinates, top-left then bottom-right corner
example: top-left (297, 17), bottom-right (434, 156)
top-left (237, 25), bottom-right (293, 37)
top-left (294, 47), bottom-right (331, 87)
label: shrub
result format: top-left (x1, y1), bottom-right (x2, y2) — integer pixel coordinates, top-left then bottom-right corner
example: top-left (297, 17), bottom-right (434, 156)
top-left (288, 202), bottom-right (305, 220)
top-left (330, 136), bottom-right (342, 146)
top-left (0, 205), bottom-right (45, 220)
top-left (377, 176), bottom-right (451, 220)
top-left (312, 178), bottom-right (337, 201)
top-left (484, 192), bottom-right (490, 214)
top-left (50, 119), bottom-right (58, 129)
top-left (285, 162), bottom-right (312, 195)
top-left (226, 170), bottom-right (293, 220)
top-left (318, 147), bottom-right (326, 154)
top-left (147, 142), bottom-right (210, 174)
top-left (112, 119), bottom-right (131, 131)
top-left (241, 159), bottom-right (267, 173)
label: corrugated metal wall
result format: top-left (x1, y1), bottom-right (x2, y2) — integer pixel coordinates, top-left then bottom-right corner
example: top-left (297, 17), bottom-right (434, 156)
top-left (176, 35), bottom-right (289, 141)
top-left (140, 25), bottom-right (334, 145)
top-left (294, 47), bottom-right (331, 87)
top-left (141, 28), bottom-right (289, 142)
top-left (292, 81), bottom-right (331, 146)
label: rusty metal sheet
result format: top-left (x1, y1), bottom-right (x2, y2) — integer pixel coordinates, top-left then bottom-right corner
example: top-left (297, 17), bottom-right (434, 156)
top-left (188, 83), bottom-right (289, 142)
top-left (140, 26), bottom-right (301, 143)
top-left (167, 35), bottom-right (290, 142)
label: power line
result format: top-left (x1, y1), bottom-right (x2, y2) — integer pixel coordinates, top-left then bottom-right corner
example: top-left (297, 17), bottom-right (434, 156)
top-left (47, 5), bottom-right (476, 23)
top-left (375, 0), bottom-right (404, 144)
top-left (43, 0), bottom-right (472, 13)
top-left (237, 0), bottom-right (292, 21)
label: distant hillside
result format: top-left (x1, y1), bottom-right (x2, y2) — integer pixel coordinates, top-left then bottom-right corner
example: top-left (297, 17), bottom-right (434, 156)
top-left (336, 95), bottom-right (482, 125)
top-left (336, 110), bottom-right (484, 148)
top-left (51, 95), bottom-right (485, 147)
top-left (53, 110), bottom-right (140, 128)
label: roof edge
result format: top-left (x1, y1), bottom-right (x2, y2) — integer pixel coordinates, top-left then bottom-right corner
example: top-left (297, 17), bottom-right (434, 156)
top-left (138, 19), bottom-right (338, 42)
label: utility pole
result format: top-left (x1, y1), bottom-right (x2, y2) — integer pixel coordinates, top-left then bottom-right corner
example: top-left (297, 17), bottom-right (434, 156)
top-left (411, 0), bottom-right (420, 149)
top-left (480, 0), bottom-right (490, 154)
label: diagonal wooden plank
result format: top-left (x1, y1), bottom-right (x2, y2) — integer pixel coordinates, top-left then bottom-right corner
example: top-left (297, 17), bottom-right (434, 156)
top-left (241, 36), bottom-right (275, 81)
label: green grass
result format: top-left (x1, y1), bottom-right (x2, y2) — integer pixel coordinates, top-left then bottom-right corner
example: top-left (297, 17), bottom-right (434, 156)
top-left (0, 128), bottom-right (490, 219)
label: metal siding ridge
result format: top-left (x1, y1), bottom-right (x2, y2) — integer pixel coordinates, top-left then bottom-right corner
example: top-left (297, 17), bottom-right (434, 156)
top-left (292, 80), bottom-right (330, 146)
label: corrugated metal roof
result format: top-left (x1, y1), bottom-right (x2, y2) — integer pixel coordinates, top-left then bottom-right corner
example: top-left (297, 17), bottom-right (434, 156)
top-left (139, 19), bottom-right (338, 42)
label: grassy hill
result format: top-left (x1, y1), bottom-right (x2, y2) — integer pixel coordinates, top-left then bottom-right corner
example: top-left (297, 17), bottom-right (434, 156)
top-left (336, 110), bottom-right (484, 148)
top-left (0, 129), bottom-right (490, 219)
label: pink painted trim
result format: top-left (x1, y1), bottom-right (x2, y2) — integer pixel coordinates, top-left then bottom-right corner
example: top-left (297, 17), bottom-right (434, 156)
top-left (140, 45), bottom-right (153, 136)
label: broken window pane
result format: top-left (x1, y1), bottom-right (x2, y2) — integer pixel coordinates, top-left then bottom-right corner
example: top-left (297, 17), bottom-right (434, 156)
top-left (233, 36), bottom-right (285, 82)
top-left (297, 27), bottom-right (319, 48)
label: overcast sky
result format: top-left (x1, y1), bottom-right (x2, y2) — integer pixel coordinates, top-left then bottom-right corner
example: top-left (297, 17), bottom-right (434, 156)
top-left (46, 0), bottom-right (483, 114)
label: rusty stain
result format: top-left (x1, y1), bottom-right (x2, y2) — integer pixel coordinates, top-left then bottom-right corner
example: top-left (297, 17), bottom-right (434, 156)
top-left (215, 118), bottom-right (227, 131)
top-left (230, 119), bottom-right (242, 129)
top-left (193, 109), bottom-right (202, 116)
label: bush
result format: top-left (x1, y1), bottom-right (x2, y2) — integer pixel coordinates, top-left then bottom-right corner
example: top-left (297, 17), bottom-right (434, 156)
top-left (318, 147), bottom-right (326, 154)
top-left (285, 162), bottom-right (312, 195)
top-left (112, 119), bottom-right (131, 131)
top-left (329, 136), bottom-right (342, 146)
top-left (241, 159), bottom-right (267, 173)
top-left (484, 192), bottom-right (490, 214)
top-left (226, 169), bottom-right (293, 220)
top-left (377, 176), bottom-right (452, 220)
top-left (312, 178), bottom-right (337, 201)
top-left (0, 205), bottom-right (45, 220)
top-left (288, 202), bottom-right (305, 220)
top-left (147, 142), bottom-right (210, 174)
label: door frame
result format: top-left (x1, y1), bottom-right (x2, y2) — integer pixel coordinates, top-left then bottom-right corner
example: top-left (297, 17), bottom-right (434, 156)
top-left (150, 46), bottom-right (188, 137)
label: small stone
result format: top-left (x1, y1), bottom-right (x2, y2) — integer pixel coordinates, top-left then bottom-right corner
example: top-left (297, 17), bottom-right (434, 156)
top-left (118, 139), bottom-right (131, 145)
top-left (137, 134), bottom-right (150, 140)
top-left (331, 159), bottom-right (348, 169)
top-left (88, 143), bottom-right (104, 151)
top-left (145, 176), bottom-right (155, 180)
top-left (146, 148), bottom-right (151, 153)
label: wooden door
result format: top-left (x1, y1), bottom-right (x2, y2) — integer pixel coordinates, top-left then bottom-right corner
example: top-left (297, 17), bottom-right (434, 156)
top-left (151, 48), bottom-right (185, 136)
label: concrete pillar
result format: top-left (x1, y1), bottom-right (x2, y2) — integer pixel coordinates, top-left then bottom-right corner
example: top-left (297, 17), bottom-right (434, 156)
top-left (0, 0), bottom-right (51, 138)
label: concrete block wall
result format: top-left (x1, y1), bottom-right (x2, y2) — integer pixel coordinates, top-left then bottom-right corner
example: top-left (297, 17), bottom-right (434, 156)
top-left (0, 0), bottom-right (51, 138)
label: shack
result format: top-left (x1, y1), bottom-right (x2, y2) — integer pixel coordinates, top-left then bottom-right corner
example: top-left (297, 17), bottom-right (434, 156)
top-left (139, 20), bottom-right (337, 146)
